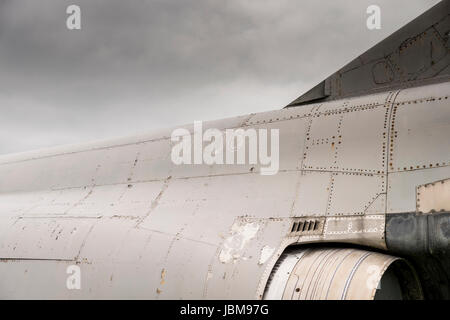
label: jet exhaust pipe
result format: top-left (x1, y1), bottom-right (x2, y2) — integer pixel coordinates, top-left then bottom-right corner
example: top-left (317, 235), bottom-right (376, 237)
top-left (263, 248), bottom-right (423, 300)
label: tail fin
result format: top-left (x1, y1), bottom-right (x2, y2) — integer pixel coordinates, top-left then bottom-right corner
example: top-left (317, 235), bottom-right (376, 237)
top-left (286, 0), bottom-right (450, 107)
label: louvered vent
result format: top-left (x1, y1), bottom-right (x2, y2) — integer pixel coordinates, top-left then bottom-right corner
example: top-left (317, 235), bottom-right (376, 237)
top-left (289, 218), bottom-right (324, 236)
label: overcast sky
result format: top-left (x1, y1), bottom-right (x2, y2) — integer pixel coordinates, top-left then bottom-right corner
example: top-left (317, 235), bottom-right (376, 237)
top-left (0, 0), bottom-right (441, 155)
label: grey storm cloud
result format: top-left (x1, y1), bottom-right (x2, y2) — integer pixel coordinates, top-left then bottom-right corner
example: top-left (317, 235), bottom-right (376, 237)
top-left (0, 0), bottom-right (441, 154)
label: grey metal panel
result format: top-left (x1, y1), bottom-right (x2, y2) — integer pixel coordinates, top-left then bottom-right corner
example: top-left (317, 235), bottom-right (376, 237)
top-left (253, 119), bottom-right (308, 172)
top-left (157, 238), bottom-right (218, 299)
top-left (327, 173), bottom-right (385, 216)
top-left (132, 139), bottom-right (173, 181)
top-left (93, 144), bottom-right (143, 186)
top-left (386, 82), bottom-right (450, 214)
top-left (335, 105), bottom-right (388, 173)
top-left (302, 110), bottom-right (342, 170)
top-left (107, 181), bottom-right (167, 217)
top-left (389, 82), bottom-right (450, 173)
top-left (387, 166), bottom-right (450, 214)
top-left (65, 185), bottom-right (129, 217)
top-left (302, 90), bottom-right (392, 173)
top-left (0, 190), bottom-right (55, 218)
top-left (23, 188), bottom-right (91, 216)
top-left (291, 171), bottom-right (332, 217)
top-left (169, 117), bottom-right (309, 177)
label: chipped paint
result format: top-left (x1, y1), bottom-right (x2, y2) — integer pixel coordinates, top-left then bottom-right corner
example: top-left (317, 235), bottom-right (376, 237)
top-left (219, 222), bottom-right (259, 264)
top-left (258, 245), bottom-right (275, 265)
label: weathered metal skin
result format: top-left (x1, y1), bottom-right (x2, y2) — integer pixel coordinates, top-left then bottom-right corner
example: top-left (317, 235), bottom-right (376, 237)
top-left (0, 81), bottom-right (448, 299)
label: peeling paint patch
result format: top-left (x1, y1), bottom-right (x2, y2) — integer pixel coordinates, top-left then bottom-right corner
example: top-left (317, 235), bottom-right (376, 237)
top-left (219, 222), bottom-right (259, 264)
top-left (258, 245), bottom-right (275, 265)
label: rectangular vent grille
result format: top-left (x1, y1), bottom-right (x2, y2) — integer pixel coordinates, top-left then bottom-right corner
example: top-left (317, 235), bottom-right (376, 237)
top-left (289, 218), bottom-right (324, 236)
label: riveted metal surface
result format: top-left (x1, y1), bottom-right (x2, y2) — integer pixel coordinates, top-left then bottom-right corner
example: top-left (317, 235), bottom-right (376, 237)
top-left (303, 110), bottom-right (343, 170)
top-left (302, 90), bottom-right (393, 174)
top-left (387, 166), bottom-right (450, 214)
top-left (386, 82), bottom-right (450, 214)
top-left (245, 104), bottom-right (318, 126)
top-left (326, 173), bottom-right (385, 216)
top-left (389, 82), bottom-right (450, 173)
top-left (335, 104), bottom-right (389, 173)
top-left (0, 80), bottom-right (448, 298)
top-left (323, 215), bottom-right (385, 248)
top-left (417, 178), bottom-right (450, 213)
top-left (317, 93), bottom-right (386, 114)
